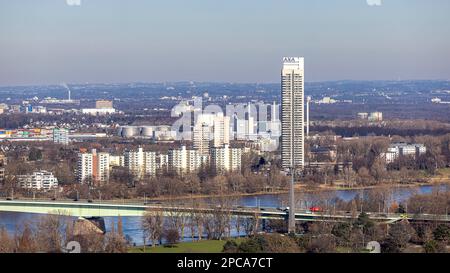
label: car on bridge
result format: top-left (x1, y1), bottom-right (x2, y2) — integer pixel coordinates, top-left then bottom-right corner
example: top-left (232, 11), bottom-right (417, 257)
top-left (309, 206), bottom-right (322, 213)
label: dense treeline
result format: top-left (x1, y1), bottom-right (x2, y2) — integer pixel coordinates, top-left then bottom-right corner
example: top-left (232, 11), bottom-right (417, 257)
top-left (312, 125), bottom-right (450, 137)
top-left (304, 133), bottom-right (450, 187)
top-left (0, 215), bottom-right (128, 253)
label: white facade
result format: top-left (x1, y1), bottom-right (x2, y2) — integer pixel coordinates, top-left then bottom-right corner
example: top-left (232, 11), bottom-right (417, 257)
top-left (211, 144), bottom-right (242, 173)
top-left (168, 146), bottom-right (204, 174)
top-left (77, 149), bottom-right (111, 184)
top-left (77, 152), bottom-right (93, 184)
top-left (193, 123), bottom-right (211, 156)
top-left (18, 171), bottom-right (58, 191)
top-left (124, 147), bottom-right (156, 178)
top-left (281, 57), bottom-right (305, 169)
top-left (97, 153), bottom-right (110, 183)
top-left (82, 108), bottom-right (116, 116)
top-left (383, 143), bottom-right (427, 163)
top-left (368, 112), bottom-right (383, 122)
top-left (157, 154), bottom-right (169, 172)
top-left (193, 112), bottom-right (231, 153)
top-left (212, 113), bottom-right (230, 148)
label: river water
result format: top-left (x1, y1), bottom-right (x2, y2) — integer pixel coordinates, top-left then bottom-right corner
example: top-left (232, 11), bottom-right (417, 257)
top-left (1, 184), bottom-right (448, 245)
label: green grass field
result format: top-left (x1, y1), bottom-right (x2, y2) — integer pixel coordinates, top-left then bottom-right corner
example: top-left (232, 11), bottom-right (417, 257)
top-left (129, 239), bottom-right (244, 253)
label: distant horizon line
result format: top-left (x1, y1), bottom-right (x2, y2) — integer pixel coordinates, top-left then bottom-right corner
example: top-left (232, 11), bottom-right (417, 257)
top-left (0, 78), bottom-right (449, 88)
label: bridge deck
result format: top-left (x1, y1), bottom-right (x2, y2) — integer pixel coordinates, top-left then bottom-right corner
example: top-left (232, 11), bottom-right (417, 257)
top-left (0, 199), bottom-right (449, 223)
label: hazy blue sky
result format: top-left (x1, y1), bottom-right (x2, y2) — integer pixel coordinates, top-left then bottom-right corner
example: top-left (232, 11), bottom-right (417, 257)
top-left (1, 0), bottom-right (450, 85)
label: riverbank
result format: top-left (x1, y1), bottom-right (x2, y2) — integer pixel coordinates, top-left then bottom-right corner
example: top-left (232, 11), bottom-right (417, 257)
top-left (146, 168), bottom-right (450, 203)
top-left (129, 239), bottom-right (245, 253)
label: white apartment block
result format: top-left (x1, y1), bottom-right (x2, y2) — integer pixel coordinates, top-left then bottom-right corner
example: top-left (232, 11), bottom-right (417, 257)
top-left (77, 149), bottom-right (111, 184)
top-left (17, 171), bottom-right (58, 191)
top-left (193, 123), bottom-right (211, 156)
top-left (383, 143), bottom-right (427, 164)
top-left (168, 145), bottom-right (205, 174)
top-left (97, 152), bottom-right (110, 183)
top-left (212, 113), bottom-right (230, 148)
top-left (77, 152), bottom-right (93, 184)
top-left (124, 147), bottom-right (156, 179)
top-left (193, 112), bottom-right (231, 153)
top-left (144, 151), bottom-right (157, 176)
top-left (157, 154), bottom-right (169, 172)
top-left (211, 144), bottom-right (242, 173)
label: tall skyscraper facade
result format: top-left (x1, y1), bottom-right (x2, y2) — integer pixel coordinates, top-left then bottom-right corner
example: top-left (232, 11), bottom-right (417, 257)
top-left (281, 57), bottom-right (305, 170)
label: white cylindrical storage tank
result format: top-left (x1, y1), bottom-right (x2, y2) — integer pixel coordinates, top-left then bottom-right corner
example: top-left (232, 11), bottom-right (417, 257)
top-left (121, 126), bottom-right (137, 138)
top-left (141, 126), bottom-right (154, 137)
top-left (154, 125), bottom-right (175, 141)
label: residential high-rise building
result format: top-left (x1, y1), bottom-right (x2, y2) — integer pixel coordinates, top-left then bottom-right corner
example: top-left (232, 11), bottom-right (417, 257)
top-left (77, 149), bottom-right (110, 184)
top-left (212, 113), bottom-right (230, 148)
top-left (77, 152), bottom-right (93, 184)
top-left (53, 128), bottom-right (69, 145)
top-left (168, 145), bottom-right (205, 174)
top-left (193, 112), bottom-right (230, 152)
top-left (96, 152), bottom-right (110, 183)
top-left (124, 147), bottom-right (156, 179)
top-left (193, 123), bottom-right (211, 156)
top-left (210, 144), bottom-right (242, 173)
top-left (281, 57), bottom-right (305, 170)
top-left (157, 154), bottom-right (169, 172)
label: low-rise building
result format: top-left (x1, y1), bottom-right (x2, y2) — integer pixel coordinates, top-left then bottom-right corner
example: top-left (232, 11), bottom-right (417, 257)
top-left (368, 112), bottom-right (383, 122)
top-left (383, 143), bottom-right (427, 163)
top-left (81, 108), bottom-right (116, 116)
top-left (17, 171), bottom-right (58, 191)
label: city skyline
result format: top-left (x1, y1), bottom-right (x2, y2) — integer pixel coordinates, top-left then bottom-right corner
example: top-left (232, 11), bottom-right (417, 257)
top-left (1, 0), bottom-right (450, 86)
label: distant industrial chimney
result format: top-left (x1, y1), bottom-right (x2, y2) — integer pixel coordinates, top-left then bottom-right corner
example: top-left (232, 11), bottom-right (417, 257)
top-left (62, 83), bottom-right (71, 101)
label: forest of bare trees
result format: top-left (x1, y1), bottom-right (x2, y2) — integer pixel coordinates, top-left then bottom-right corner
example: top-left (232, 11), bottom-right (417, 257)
top-left (0, 214), bottom-right (128, 253)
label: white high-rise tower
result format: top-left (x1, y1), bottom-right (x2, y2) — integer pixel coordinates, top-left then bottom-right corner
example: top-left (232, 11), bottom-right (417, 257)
top-left (281, 57), bottom-right (305, 170)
